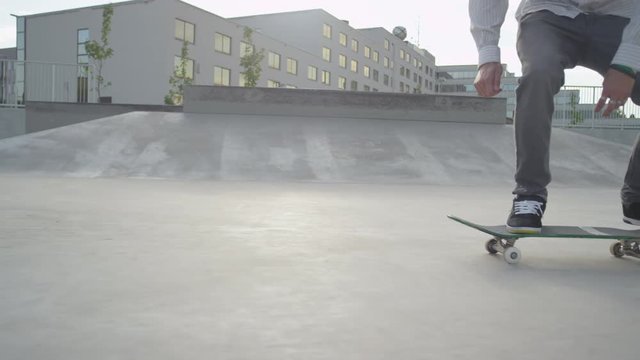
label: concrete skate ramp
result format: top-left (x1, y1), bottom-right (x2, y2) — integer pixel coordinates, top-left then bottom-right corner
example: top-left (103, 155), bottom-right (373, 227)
top-left (0, 111), bottom-right (632, 186)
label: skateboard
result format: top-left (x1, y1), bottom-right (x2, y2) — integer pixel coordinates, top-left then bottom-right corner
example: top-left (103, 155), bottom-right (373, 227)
top-left (448, 215), bottom-right (640, 264)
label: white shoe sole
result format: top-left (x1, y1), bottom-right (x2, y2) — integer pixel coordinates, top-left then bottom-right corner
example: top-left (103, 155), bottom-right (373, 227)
top-left (506, 225), bottom-right (542, 234)
top-left (623, 216), bottom-right (640, 226)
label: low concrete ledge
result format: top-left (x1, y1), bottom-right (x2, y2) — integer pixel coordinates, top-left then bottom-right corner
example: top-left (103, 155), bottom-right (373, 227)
top-left (25, 102), bottom-right (183, 134)
top-left (184, 86), bottom-right (507, 124)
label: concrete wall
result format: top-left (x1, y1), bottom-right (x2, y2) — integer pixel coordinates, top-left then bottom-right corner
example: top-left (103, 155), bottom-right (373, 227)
top-left (0, 108), bottom-right (26, 139)
top-left (184, 86), bottom-right (507, 124)
top-left (25, 102), bottom-right (182, 133)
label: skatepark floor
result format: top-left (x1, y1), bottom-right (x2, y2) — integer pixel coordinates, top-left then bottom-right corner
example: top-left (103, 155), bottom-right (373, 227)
top-left (1, 175), bottom-right (639, 360)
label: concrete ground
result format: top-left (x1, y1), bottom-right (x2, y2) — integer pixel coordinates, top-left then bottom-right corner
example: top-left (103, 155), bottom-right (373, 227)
top-left (1, 175), bottom-right (639, 360)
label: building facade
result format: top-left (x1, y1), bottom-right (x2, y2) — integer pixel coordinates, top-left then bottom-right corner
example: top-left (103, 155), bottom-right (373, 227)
top-left (436, 64), bottom-right (519, 119)
top-left (15, 0), bottom-right (441, 105)
top-left (232, 10), bottom-right (438, 94)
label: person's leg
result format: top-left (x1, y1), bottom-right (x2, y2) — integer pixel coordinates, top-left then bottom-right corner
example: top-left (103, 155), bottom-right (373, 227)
top-left (575, 14), bottom-right (640, 220)
top-left (514, 11), bottom-right (585, 200)
top-left (507, 11), bottom-right (585, 233)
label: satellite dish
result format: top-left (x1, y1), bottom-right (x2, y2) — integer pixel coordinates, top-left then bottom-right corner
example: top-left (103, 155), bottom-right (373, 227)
top-left (393, 26), bottom-right (407, 40)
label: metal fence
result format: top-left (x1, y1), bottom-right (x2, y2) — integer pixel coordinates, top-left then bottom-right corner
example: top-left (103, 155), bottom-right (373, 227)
top-left (1, 60), bottom-right (94, 108)
top-left (553, 85), bottom-right (640, 129)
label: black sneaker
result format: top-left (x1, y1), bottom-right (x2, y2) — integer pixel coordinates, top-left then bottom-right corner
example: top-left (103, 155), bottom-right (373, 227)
top-left (623, 203), bottom-right (640, 225)
top-left (506, 195), bottom-right (546, 234)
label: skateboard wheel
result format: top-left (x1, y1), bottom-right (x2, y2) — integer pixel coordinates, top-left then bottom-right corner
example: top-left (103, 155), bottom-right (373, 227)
top-left (610, 242), bottom-right (625, 258)
top-left (503, 247), bottom-right (521, 264)
top-left (485, 239), bottom-right (499, 254)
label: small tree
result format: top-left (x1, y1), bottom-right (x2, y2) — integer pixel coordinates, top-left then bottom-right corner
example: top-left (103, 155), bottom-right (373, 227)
top-left (569, 92), bottom-right (583, 126)
top-left (240, 27), bottom-right (265, 87)
top-left (85, 3), bottom-right (114, 100)
top-left (165, 40), bottom-right (192, 105)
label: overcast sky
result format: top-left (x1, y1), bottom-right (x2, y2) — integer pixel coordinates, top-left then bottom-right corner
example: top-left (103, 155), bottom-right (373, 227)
top-left (0, 0), bottom-right (600, 85)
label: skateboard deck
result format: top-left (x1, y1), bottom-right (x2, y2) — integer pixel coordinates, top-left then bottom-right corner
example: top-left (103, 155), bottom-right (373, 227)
top-left (448, 215), bottom-right (640, 264)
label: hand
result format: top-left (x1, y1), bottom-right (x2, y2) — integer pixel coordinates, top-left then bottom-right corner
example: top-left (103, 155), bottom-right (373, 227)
top-left (595, 68), bottom-right (635, 117)
top-left (474, 62), bottom-right (503, 97)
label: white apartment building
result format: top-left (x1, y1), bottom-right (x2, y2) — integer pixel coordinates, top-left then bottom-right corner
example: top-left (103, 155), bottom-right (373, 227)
top-left (232, 10), bottom-right (438, 94)
top-left (14, 0), bottom-right (439, 105)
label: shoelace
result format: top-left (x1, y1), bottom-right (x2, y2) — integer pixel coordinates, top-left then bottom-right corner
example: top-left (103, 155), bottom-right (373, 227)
top-left (513, 200), bottom-right (544, 216)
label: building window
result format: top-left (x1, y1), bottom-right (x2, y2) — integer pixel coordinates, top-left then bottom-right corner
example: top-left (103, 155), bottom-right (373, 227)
top-left (339, 33), bottom-right (347, 46)
top-left (77, 29), bottom-right (90, 64)
top-left (175, 56), bottom-right (194, 80)
top-left (338, 76), bottom-right (347, 90)
top-left (364, 46), bottom-right (371, 59)
top-left (239, 73), bottom-right (247, 87)
top-left (384, 39), bottom-right (390, 50)
top-left (351, 39), bottom-right (359, 52)
top-left (268, 52), bottom-right (281, 69)
top-left (350, 59), bottom-right (358, 73)
top-left (322, 47), bottom-right (331, 62)
top-left (373, 51), bottom-right (379, 63)
top-left (287, 58), bottom-right (298, 75)
top-left (213, 66), bottom-right (231, 86)
top-left (321, 70), bottom-right (331, 85)
top-left (323, 23), bottom-right (332, 39)
top-left (384, 74), bottom-right (390, 86)
top-left (76, 28), bottom-right (90, 103)
top-left (267, 80), bottom-right (281, 88)
top-left (363, 65), bottom-right (370, 78)
top-left (16, 17), bottom-right (25, 61)
top-left (308, 66), bottom-right (318, 81)
top-left (400, 49), bottom-right (405, 60)
top-left (214, 33), bottom-right (231, 55)
top-left (339, 54), bottom-right (347, 68)
top-left (364, 85), bottom-right (370, 92)
top-left (175, 19), bottom-right (195, 44)
top-left (384, 57), bottom-right (389, 68)
top-left (373, 69), bottom-right (379, 82)
top-left (350, 80), bottom-right (358, 91)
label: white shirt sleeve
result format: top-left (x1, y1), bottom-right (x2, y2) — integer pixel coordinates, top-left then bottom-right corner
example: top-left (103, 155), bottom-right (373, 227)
top-left (469, 0), bottom-right (509, 66)
top-left (612, 5), bottom-right (640, 72)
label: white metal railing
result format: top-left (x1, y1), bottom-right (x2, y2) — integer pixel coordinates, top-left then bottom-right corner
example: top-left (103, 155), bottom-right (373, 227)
top-left (553, 85), bottom-right (640, 129)
top-left (1, 60), bottom-right (95, 108)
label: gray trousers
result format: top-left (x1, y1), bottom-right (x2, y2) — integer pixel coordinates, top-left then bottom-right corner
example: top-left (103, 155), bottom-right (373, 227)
top-left (514, 10), bottom-right (640, 204)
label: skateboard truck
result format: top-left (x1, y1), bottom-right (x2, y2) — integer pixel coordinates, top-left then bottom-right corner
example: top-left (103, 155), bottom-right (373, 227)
top-left (485, 237), bottom-right (521, 264)
top-left (485, 236), bottom-right (640, 264)
top-left (609, 240), bottom-right (640, 259)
